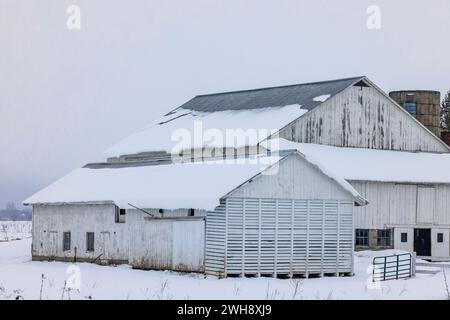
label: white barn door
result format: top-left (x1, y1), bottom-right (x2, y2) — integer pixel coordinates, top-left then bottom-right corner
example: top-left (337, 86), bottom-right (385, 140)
top-left (172, 220), bottom-right (205, 272)
top-left (417, 187), bottom-right (435, 224)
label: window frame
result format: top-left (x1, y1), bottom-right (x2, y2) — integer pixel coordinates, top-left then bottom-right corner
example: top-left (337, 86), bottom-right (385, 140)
top-left (403, 102), bottom-right (417, 118)
top-left (63, 231), bottom-right (71, 251)
top-left (86, 232), bottom-right (95, 252)
top-left (355, 229), bottom-right (369, 246)
top-left (401, 232), bottom-right (408, 243)
top-left (437, 233), bottom-right (444, 243)
top-left (377, 229), bottom-right (391, 247)
top-left (115, 206), bottom-right (126, 223)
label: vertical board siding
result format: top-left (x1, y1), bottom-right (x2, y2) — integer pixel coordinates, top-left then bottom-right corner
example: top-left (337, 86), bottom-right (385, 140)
top-left (129, 220), bottom-right (173, 269)
top-left (32, 204), bottom-right (129, 262)
top-left (279, 86), bottom-right (448, 153)
top-left (205, 198), bottom-right (354, 277)
top-left (205, 202), bottom-right (226, 276)
top-left (172, 220), bottom-right (205, 271)
top-left (352, 181), bottom-right (450, 228)
top-left (230, 154), bottom-right (353, 201)
top-left (129, 217), bottom-right (205, 272)
top-left (417, 187), bottom-right (435, 224)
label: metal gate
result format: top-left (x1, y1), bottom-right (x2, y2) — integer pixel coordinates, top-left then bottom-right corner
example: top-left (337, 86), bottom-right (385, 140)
top-left (372, 253), bottom-right (412, 282)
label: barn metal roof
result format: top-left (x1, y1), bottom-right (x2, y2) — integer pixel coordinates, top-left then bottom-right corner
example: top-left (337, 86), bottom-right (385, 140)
top-left (176, 76), bottom-right (366, 113)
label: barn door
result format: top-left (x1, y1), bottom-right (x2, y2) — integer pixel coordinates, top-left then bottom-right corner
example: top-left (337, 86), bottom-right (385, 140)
top-left (414, 228), bottom-right (431, 257)
top-left (172, 220), bottom-right (205, 272)
top-left (48, 230), bottom-right (58, 258)
top-left (417, 187), bottom-right (435, 224)
top-left (99, 231), bottom-right (110, 260)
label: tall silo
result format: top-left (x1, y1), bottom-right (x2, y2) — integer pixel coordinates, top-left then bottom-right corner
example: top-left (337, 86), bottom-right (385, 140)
top-left (389, 90), bottom-right (441, 137)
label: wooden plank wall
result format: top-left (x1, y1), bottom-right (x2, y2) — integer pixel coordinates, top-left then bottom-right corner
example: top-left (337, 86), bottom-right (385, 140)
top-left (279, 85), bottom-right (448, 152)
top-left (351, 181), bottom-right (450, 229)
top-left (205, 198), bottom-right (354, 277)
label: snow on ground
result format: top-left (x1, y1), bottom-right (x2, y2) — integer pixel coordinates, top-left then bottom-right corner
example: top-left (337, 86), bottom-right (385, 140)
top-left (0, 238), bottom-right (449, 300)
top-left (0, 221), bottom-right (31, 241)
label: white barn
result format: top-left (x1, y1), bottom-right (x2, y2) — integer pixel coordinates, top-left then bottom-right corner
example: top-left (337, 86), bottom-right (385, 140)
top-left (25, 152), bottom-right (366, 277)
top-left (24, 75), bottom-right (450, 276)
top-left (266, 139), bottom-right (450, 259)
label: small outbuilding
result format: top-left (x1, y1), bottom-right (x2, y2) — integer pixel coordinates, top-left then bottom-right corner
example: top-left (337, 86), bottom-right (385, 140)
top-left (24, 151), bottom-right (367, 278)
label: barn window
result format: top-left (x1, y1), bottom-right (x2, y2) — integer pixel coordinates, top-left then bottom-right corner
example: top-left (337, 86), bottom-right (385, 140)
top-left (401, 233), bottom-right (408, 243)
top-left (86, 232), bottom-right (95, 251)
top-left (115, 206), bottom-right (126, 223)
top-left (403, 102), bottom-right (417, 118)
top-left (63, 232), bottom-right (71, 251)
top-left (377, 229), bottom-right (391, 246)
top-left (188, 208), bottom-right (195, 217)
top-left (437, 233), bottom-right (444, 243)
top-left (355, 229), bottom-right (369, 246)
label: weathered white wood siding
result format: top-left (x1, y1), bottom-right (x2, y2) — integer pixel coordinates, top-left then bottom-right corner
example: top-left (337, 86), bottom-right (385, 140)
top-left (279, 85), bottom-right (448, 152)
top-left (432, 228), bottom-right (450, 258)
top-left (205, 155), bottom-right (357, 277)
top-left (127, 215), bottom-right (205, 272)
top-left (205, 198), bottom-right (354, 277)
top-left (394, 228), bottom-right (414, 252)
top-left (230, 154), bottom-right (355, 200)
top-left (32, 204), bottom-right (129, 262)
top-left (32, 205), bottom-right (206, 271)
top-left (352, 181), bottom-right (450, 229)
top-left (417, 186), bottom-right (435, 224)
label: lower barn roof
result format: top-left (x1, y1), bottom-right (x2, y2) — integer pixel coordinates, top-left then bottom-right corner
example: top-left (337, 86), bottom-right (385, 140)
top-left (23, 153), bottom-right (366, 210)
top-left (267, 139), bottom-right (450, 185)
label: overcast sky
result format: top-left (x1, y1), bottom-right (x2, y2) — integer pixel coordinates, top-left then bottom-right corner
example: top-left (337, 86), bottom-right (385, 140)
top-left (1, 0), bottom-right (449, 208)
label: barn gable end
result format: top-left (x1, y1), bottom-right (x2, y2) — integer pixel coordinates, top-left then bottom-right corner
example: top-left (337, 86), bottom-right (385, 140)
top-left (205, 152), bottom-right (364, 277)
top-left (227, 153), bottom-right (358, 202)
top-left (277, 81), bottom-right (449, 153)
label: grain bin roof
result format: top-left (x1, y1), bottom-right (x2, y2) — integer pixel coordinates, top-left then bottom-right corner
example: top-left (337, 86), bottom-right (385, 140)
top-left (23, 152), bottom-right (367, 210)
top-left (265, 139), bottom-right (450, 184)
top-left (178, 76), bottom-right (365, 112)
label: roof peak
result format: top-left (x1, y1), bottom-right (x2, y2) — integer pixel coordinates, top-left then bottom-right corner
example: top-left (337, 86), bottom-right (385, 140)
top-left (194, 76), bottom-right (366, 98)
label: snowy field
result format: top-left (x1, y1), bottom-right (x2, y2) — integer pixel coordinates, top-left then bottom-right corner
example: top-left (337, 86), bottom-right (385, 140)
top-left (0, 221), bottom-right (31, 242)
top-left (0, 228), bottom-right (449, 299)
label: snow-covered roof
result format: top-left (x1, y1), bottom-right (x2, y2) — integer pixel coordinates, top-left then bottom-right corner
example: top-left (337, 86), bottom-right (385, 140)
top-left (265, 139), bottom-right (450, 184)
top-left (24, 152), bottom-right (367, 210)
top-left (104, 104), bottom-right (307, 158)
top-left (179, 76), bottom-right (364, 112)
top-left (104, 77), bottom-right (370, 159)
